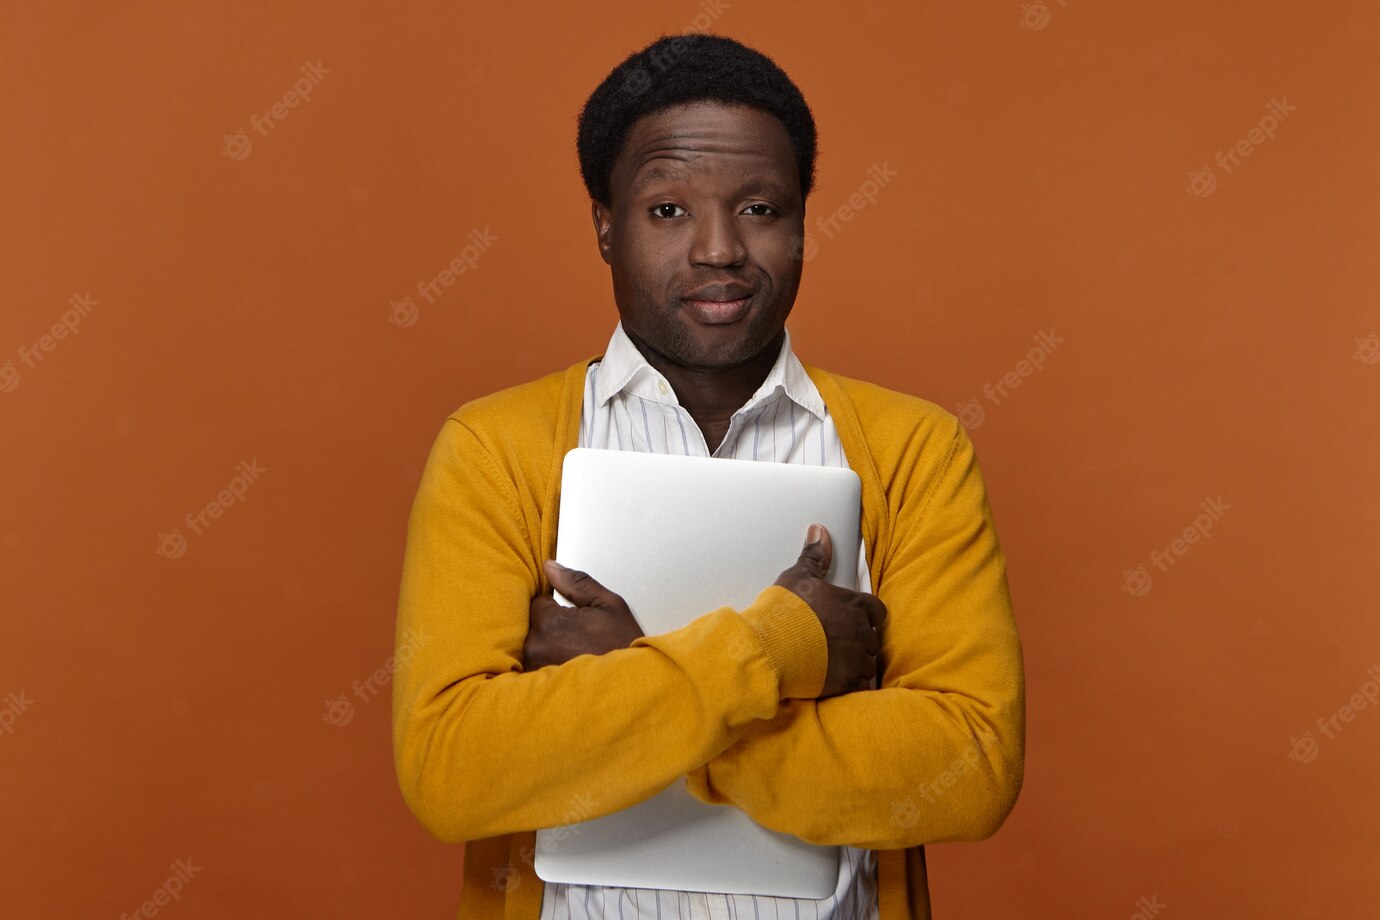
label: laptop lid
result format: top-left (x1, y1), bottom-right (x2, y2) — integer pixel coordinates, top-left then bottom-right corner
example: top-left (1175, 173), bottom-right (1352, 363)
top-left (533, 447), bottom-right (861, 898)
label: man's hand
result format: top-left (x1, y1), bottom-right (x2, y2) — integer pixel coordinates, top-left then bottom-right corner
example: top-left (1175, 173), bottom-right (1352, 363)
top-left (773, 523), bottom-right (887, 698)
top-left (523, 561), bottom-right (645, 670)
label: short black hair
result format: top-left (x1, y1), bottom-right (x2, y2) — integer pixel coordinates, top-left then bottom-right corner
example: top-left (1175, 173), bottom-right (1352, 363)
top-left (576, 33), bottom-right (818, 207)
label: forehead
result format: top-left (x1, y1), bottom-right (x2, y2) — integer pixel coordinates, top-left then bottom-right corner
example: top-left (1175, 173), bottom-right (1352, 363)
top-left (612, 102), bottom-right (798, 196)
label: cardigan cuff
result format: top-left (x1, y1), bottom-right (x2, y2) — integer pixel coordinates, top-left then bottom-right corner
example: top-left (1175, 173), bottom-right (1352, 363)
top-left (737, 584), bottom-right (828, 700)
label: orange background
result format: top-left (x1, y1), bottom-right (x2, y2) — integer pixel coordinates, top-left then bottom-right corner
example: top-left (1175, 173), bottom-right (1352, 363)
top-left (3, 1), bottom-right (1377, 917)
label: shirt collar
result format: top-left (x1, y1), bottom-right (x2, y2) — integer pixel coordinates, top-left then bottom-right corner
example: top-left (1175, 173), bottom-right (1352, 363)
top-left (594, 320), bottom-right (828, 422)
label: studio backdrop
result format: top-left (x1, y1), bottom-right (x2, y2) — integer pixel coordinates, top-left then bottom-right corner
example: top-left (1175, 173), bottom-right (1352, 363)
top-left (2, 1), bottom-right (1376, 917)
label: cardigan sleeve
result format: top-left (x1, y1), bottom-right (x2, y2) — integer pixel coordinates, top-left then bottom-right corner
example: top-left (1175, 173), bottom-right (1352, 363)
top-left (683, 419), bottom-right (1025, 848)
top-left (391, 417), bottom-right (829, 844)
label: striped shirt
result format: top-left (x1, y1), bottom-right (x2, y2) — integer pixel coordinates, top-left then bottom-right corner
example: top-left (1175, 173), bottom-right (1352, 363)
top-left (539, 320), bottom-right (878, 920)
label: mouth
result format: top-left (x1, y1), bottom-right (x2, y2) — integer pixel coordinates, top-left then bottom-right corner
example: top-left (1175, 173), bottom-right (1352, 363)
top-left (681, 283), bottom-right (756, 325)
top-left (682, 295), bottom-right (752, 324)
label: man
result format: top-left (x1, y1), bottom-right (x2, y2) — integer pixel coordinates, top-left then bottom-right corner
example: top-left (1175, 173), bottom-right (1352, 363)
top-left (393, 33), bottom-right (1025, 920)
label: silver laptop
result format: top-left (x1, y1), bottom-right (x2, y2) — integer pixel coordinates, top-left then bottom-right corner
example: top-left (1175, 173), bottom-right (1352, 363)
top-left (533, 447), bottom-right (861, 898)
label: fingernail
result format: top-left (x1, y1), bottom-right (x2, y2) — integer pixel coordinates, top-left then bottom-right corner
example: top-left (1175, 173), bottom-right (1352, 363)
top-left (807, 524), bottom-right (822, 545)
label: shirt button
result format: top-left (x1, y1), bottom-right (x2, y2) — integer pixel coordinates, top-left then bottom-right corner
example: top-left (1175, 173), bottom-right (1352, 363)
top-left (657, 380), bottom-right (669, 395)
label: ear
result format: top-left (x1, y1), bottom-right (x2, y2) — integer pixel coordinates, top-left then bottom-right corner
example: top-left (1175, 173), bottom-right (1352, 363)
top-left (591, 199), bottom-right (614, 266)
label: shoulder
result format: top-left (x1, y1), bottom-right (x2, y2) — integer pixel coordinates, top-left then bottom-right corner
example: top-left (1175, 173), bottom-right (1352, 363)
top-left (816, 367), bottom-right (956, 422)
top-left (809, 365), bottom-right (963, 457)
top-left (448, 362), bottom-right (582, 435)
top-left (807, 365), bottom-right (981, 534)
top-left (434, 357), bottom-right (592, 481)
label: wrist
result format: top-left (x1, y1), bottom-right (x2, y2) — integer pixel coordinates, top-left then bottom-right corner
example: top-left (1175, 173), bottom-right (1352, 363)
top-left (737, 584), bottom-right (828, 699)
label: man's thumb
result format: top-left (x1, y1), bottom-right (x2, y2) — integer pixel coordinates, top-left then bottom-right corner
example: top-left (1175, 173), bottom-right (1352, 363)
top-left (797, 523), bottom-right (832, 576)
top-left (544, 560), bottom-right (606, 607)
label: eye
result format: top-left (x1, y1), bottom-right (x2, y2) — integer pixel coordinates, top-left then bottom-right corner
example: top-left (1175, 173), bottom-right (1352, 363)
top-left (741, 203), bottom-right (777, 217)
top-left (651, 203), bottom-right (687, 219)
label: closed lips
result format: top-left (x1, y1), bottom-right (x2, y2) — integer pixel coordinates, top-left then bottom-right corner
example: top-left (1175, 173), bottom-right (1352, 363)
top-left (683, 283), bottom-right (754, 302)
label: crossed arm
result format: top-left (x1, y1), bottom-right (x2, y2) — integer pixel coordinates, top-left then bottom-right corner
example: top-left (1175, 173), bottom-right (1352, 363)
top-left (391, 415), bottom-right (1024, 848)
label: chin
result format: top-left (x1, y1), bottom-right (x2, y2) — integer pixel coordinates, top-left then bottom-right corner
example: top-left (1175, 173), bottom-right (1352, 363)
top-left (678, 324), bottom-right (781, 369)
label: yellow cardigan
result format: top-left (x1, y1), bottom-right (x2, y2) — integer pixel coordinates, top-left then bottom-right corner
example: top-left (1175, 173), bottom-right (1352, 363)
top-left (392, 354), bottom-right (1025, 920)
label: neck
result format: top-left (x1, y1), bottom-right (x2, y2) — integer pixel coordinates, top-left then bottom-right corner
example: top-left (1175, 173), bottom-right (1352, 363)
top-left (624, 327), bottom-right (784, 443)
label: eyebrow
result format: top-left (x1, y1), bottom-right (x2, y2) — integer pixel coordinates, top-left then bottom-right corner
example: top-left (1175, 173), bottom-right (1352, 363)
top-left (631, 165), bottom-right (690, 195)
top-left (630, 167), bottom-right (793, 201)
top-left (736, 178), bottom-right (794, 200)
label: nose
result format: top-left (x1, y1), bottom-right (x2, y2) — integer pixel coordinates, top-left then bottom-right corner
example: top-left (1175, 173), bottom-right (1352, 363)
top-left (688, 206), bottom-right (747, 268)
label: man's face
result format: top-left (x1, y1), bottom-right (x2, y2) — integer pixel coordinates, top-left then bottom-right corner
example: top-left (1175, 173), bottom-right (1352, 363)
top-left (592, 101), bottom-right (805, 372)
